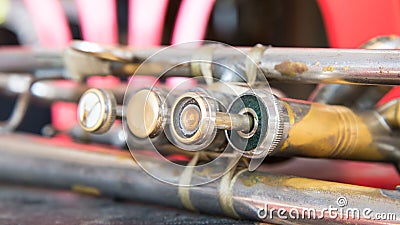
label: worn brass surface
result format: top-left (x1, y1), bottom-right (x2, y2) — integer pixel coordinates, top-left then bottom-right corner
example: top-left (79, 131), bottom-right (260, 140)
top-left (279, 102), bottom-right (383, 161)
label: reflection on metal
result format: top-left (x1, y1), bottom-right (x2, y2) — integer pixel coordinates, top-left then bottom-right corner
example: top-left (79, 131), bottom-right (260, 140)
top-left (1, 39), bottom-right (400, 223)
top-left (65, 40), bottom-right (400, 85)
top-left (126, 89), bottom-right (166, 139)
top-left (224, 89), bottom-right (400, 164)
top-left (0, 133), bottom-right (398, 224)
top-left (0, 47), bottom-right (63, 78)
top-left (77, 88), bottom-right (116, 134)
top-left (70, 124), bottom-right (127, 149)
top-left (168, 87), bottom-right (237, 152)
top-left (310, 35), bottom-right (400, 110)
top-left (159, 87), bottom-right (400, 167)
top-left (0, 75), bottom-right (33, 133)
top-left (0, 74), bottom-right (127, 104)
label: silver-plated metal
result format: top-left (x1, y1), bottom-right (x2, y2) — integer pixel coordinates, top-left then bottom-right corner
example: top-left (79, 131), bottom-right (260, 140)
top-left (0, 75), bottom-right (127, 104)
top-left (0, 47), bottom-right (63, 78)
top-left (0, 133), bottom-right (398, 224)
top-left (126, 89), bottom-right (166, 139)
top-left (0, 75), bottom-right (33, 133)
top-left (310, 35), bottom-right (400, 109)
top-left (123, 86), bottom-right (192, 155)
top-left (77, 88), bottom-right (116, 134)
top-left (65, 40), bottom-right (400, 85)
top-left (70, 124), bottom-right (127, 148)
top-left (70, 40), bottom-right (133, 62)
top-left (170, 91), bottom-right (218, 150)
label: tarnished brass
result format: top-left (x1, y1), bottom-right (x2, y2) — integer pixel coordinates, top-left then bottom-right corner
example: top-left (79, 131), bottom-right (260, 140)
top-left (223, 90), bottom-right (400, 164)
top-left (279, 101), bottom-right (382, 161)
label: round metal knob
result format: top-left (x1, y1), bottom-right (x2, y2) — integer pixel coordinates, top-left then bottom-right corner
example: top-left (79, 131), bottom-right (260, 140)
top-left (126, 89), bottom-right (165, 139)
top-left (77, 88), bottom-right (116, 134)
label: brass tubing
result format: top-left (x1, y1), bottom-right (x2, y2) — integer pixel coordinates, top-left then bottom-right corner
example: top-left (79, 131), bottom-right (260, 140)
top-left (227, 90), bottom-right (400, 163)
top-left (277, 98), bottom-right (400, 162)
top-left (277, 100), bottom-right (384, 161)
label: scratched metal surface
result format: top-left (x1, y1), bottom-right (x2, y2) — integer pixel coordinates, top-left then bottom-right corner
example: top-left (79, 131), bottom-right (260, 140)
top-left (0, 184), bottom-right (256, 225)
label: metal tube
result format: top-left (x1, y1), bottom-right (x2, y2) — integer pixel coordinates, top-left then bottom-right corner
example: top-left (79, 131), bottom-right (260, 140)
top-left (1, 41), bottom-right (400, 86)
top-left (0, 47), bottom-right (63, 78)
top-left (2, 42), bottom-right (399, 85)
top-left (225, 89), bottom-right (400, 164)
top-left (215, 112), bottom-right (252, 131)
top-left (0, 133), bottom-right (398, 224)
top-left (310, 35), bottom-right (400, 109)
top-left (69, 124), bottom-right (127, 149)
top-left (131, 87), bottom-right (400, 167)
top-left (376, 99), bottom-right (400, 129)
top-left (66, 40), bottom-right (400, 85)
top-left (309, 84), bottom-right (392, 110)
top-left (276, 99), bottom-right (387, 160)
top-left (352, 86), bottom-right (392, 110)
top-left (0, 75), bottom-right (126, 104)
top-left (309, 84), bottom-right (365, 106)
top-left (0, 76), bottom-right (43, 133)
